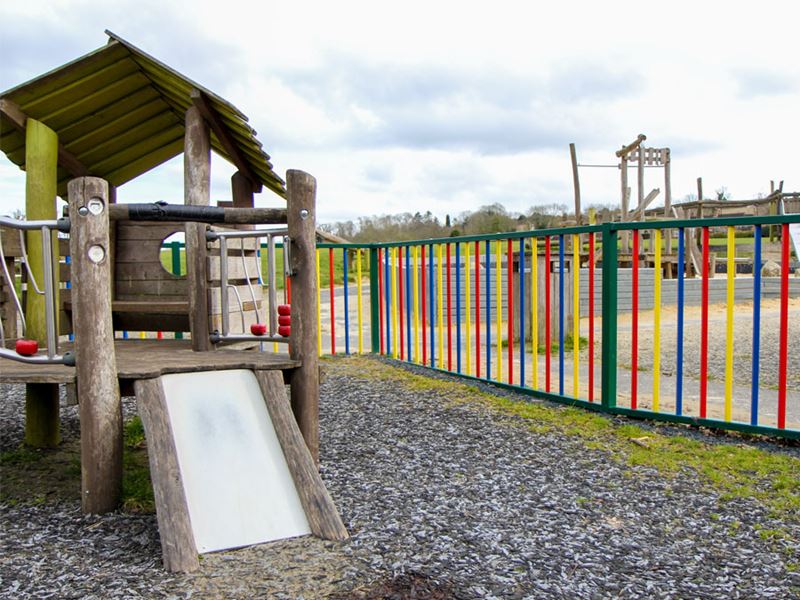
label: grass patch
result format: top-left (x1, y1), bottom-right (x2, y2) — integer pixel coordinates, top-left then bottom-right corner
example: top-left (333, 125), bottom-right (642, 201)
top-left (328, 355), bottom-right (800, 523)
top-left (0, 416), bottom-right (155, 513)
top-left (536, 334), bottom-right (588, 354)
top-left (121, 416), bottom-right (154, 513)
top-left (0, 446), bottom-right (45, 465)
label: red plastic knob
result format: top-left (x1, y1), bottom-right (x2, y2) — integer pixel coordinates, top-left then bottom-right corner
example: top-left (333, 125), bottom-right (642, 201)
top-left (250, 323), bottom-right (267, 336)
top-left (16, 339), bottom-right (39, 356)
top-left (278, 325), bottom-right (291, 337)
top-left (277, 304), bottom-right (291, 316)
top-left (278, 315), bottom-right (291, 326)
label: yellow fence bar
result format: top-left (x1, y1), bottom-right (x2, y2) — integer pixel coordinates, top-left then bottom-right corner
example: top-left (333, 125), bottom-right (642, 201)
top-left (653, 229), bottom-right (662, 411)
top-left (725, 226), bottom-right (735, 420)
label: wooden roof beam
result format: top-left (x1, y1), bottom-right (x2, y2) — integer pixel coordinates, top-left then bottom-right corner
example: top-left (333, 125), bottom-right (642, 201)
top-left (0, 98), bottom-right (90, 177)
top-left (190, 89), bottom-right (262, 194)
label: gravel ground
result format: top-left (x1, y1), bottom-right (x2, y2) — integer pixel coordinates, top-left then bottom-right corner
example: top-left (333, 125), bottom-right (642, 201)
top-left (1, 357), bottom-right (799, 599)
top-left (611, 297), bottom-right (800, 390)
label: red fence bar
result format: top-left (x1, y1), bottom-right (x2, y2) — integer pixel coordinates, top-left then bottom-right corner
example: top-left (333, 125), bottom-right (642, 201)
top-left (700, 227), bottom-right (710, 418)
top-left (329, 247), bottom-right (335, 355)
top-left (588, 232), bottom-right (595, 402)
top-left (631, 230), bottom-right (639, 409)
top-left (545, 236), bottom-right (552, 392)
top-left (778, 223), bottom-right (789, 429)
top-left (446, 243), bottom-right (452, 371)
top-left (507, 238), bottom-right (513, 385)
top-left (475, 241), bottom-right (481, 379)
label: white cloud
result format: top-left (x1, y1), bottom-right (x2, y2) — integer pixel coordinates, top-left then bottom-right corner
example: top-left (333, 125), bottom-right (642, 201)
top-left (1, 0), bottom-right (799, 224)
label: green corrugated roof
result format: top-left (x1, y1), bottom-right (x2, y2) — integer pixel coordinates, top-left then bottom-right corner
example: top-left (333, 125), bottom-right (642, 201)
top-left (0, 31), bottom-right (286, 198)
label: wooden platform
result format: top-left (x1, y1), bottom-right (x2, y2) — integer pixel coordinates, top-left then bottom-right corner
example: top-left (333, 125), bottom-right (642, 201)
top-left (0, 340), bottom-right (300, 385)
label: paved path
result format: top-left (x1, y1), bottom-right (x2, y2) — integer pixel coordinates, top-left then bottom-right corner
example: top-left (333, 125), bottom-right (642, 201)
top-left (318, 287), bottom-right (799, 429)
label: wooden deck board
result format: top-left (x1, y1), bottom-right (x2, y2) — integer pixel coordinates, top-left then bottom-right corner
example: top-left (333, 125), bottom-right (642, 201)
top-left (0, 340), bottom-right (299, 384)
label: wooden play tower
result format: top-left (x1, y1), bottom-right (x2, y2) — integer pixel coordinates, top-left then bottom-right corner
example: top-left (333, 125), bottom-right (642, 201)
top-left (1, 32), bottom-right (345, 571)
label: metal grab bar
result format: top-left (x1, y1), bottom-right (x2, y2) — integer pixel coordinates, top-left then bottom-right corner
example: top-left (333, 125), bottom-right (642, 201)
top-left (205, 228), bottom-right (290, 343)
top-left (0, 230), bottom-right (26, 336)
top-left (0, 216), bottom-right (70, 232)
top-left (0, 216), bottom-right (65, 356)
top-left (0, 348), bottom-right (75, 366)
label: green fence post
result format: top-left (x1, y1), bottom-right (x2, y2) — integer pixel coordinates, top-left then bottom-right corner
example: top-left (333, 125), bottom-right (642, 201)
top-left (171, 241), bottom-right (182, 275)
top-left (369, 247), bottom-right (380, 353)
top-left (601, 224), bottom-right (618, 409)
top-left (172, 241), bottom-right (184, 339)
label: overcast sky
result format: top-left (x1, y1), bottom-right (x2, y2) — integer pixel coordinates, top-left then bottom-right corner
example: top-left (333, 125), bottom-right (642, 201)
top-left (1, 0), bottom-right (798, 225)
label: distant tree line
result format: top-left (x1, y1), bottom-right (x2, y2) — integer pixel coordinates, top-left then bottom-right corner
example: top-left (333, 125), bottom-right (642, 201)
top-left (319, 202), bottom-right (618, 243)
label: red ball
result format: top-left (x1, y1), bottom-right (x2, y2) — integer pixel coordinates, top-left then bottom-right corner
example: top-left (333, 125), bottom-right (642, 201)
top-left (278, 325), bottom-right (291, 337)
top-left (250, 323), bottom-right (267, 336)
top-left (278, 315), bottom-right (291, 326)
top-left (277, 304), bottom-right (291, 316)
top-left (16, 339), bottom-right (39, 356)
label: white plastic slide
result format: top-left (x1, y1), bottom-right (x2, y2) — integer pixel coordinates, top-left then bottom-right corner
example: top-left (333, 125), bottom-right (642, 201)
top-left (160, 369), bottom-right (311, 553)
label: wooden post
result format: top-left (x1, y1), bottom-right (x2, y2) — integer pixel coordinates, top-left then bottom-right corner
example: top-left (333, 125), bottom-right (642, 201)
top-left (231, 171), bottom-right (255, 232)
top-left (620, 155), bottom-right (629, 253)
top-left (135, 377), bottom-right (199, 572)
top-left (637, 147), bottom-right (645, 214)
top-left (68, 177), bottom-right (122, 514)
top-left (24, 118), bottom-right (60, 448)
top-left (769, 180), bottom-right (776, 243)
top-left (286, 170), bottom-right (320, 464)
top-left (184, 106), bottom-right (211, 351)
top-left (664, 149), bottom-right (672, 255)
top-left (231, 171), bottom-right (255, 208)
top-left (107, 183), bottom-right (117, 299)
top-left (697, 177), bottom-right (703, 202)
top-left (569, 143), bottom-right (581, 225)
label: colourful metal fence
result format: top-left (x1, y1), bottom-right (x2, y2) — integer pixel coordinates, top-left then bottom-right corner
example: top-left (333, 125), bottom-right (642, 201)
top-left (316, 214), bottom-right (799, 440)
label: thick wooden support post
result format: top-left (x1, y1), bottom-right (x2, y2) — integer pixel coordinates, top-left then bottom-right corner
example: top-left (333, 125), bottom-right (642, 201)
top-left (637, 147), bottom-right (645, 212)
top-left (231, 170), bottom-right (255, 231)
top-left (664, 149), bottom-right (672, 255)
top-left (231, 171), bottom-right (255, 208)
top-left (135, 378), bottom-right (200, 572)
top-left (24, 118), bottom-right (60, 447)
top-left (184, 106), bottom-right (211, 351)
top-left (68, 177), bottom-right (122, 514)
top-left (286, 170), bottom-right (320, 464)
top-left (255, 371), bottom-right (348, 541)
top-left (620, 155), bottom-right (630, 253)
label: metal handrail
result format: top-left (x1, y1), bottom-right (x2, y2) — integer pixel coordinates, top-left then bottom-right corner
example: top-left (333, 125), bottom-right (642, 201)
top-left (0, 216), bottom-right (72, 366)
top-left (205, 228), bottom-right (290, 344)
